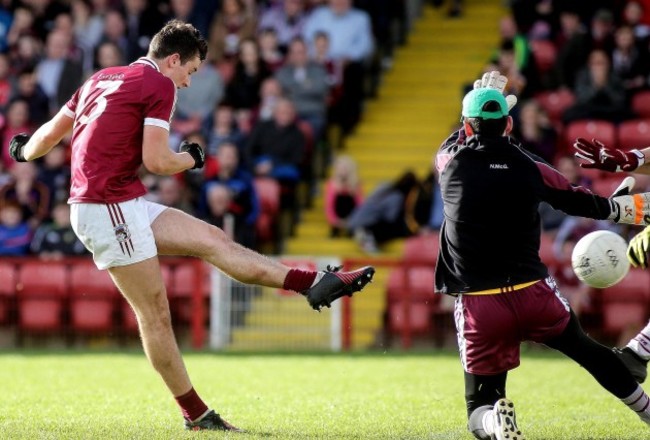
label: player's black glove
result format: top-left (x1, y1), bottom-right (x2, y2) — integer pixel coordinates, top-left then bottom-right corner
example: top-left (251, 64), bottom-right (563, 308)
top-left (9, 133), bottom-right (30, 162)
top-left (179, 140), bottom-right (204, 169)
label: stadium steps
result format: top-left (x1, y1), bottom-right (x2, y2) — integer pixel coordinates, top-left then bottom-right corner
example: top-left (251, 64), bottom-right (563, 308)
top-left (231, 0), bottom-right (506, 350)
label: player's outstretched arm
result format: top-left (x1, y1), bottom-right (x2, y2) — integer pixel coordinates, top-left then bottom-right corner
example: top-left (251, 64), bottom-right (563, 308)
top-left (11, 108), bottom-right (74, 162)
top-left (142, 125), bottom-right (202, 175)
top-left (574, 137), bottom-right (650, 174)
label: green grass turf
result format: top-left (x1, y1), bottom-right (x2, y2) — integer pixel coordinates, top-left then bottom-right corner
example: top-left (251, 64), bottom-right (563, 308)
top-left (0, 349), bottom-right (647, 439)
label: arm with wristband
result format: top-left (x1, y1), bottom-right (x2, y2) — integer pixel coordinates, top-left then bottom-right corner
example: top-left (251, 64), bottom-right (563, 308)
top-left (572, 138), bottom-right (650, 267)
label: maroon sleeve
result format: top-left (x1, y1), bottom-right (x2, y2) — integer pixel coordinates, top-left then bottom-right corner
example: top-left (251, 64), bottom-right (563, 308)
top-left (436, 129), bottom-right (467, 174)
top-left (535, 160), bottom-right (613, 220)
top-left (141, 73), bottom-right (176, 130)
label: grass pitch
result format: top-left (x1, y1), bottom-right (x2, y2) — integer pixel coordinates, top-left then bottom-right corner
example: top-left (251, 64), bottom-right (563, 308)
top-left (0, 349), bottom-right (647, 439)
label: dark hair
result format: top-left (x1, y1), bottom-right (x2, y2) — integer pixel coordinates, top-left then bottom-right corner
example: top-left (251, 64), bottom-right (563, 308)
top-left (149, 19), bottom-right (208, 64)
top-left (464, 100), bottom-right (508, 137)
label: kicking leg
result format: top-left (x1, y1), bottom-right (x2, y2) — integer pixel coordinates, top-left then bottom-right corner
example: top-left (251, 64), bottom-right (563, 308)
top-left (151, 208), bottom-right (374, 310)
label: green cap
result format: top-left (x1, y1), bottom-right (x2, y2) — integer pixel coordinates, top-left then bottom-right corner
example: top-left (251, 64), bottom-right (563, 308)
top-left (461, 88), bottom-right (509, 119)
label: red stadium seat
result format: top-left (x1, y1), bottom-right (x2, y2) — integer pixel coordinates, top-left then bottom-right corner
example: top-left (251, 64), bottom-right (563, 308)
top-left (169, 262), bottom-right (209, 325)
top-left (403, 233), bottom-right (439, 265)
top-left (591, 176), bottom-right (627, 198)
top-left (387, 301), bottom-right (432, 334)
top-left (536, 89), bottom-right (575, 122)
top-left (600, 269), bottom-right (650, 336)
top-left (254, 178), bottom-right (281, 244)
top-left (530, 40), bottom-right (557, 74)
top-left (632, 90), bottom-right (650, 118)
top-left (0, 262), bottom-right (16, 325)
top-left (617, 119), bottom-right (650, 150)
top-left (16, 261), bottom-right (68, 333)
top-left (564, 120), bottom-right (616, 152)
top-left (69, 262), bottom-right (118, 333)
top-left (386, 267), bottom-right (435, 302)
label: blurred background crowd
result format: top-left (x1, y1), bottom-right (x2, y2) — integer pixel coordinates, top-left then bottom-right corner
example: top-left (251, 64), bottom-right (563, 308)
top-left (2, 0), bottom-right (650, 272)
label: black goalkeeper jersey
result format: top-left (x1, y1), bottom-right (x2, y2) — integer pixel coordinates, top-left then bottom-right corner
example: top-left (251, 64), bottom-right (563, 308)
top-left (434, 129), bottom-right (613, 295)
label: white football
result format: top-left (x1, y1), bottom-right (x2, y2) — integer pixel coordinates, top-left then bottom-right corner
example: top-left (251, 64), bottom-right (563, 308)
top-left (571, 230), bottom-right (630, 288)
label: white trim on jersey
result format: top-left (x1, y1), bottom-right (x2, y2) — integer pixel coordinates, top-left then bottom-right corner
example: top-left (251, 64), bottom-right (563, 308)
top-left (144, 117), bottom-right (170, 131)
top-left (130, 57), bottom-right (160, 72)
top-left (62, 106), bottom-right (75, 119)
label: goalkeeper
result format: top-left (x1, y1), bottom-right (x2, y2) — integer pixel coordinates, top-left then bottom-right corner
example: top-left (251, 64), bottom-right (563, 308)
top-left (573, 136), bottom-right (650, 386)
top-left (438, 71), bottom-right (650, 440)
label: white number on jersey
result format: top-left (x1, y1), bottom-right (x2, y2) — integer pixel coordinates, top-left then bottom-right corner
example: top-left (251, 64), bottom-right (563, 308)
top-left (76, 79), bottom-right (124, 125)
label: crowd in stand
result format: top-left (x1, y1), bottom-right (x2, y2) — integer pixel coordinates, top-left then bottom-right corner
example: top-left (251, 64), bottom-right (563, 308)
top-left (0, 0), bottom-right (410, 256)
top-left (500, 0), bottom-right (650, 315)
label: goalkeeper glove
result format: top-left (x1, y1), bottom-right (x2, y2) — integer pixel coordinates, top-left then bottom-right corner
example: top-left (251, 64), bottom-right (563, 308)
top-left (9, 133), bottom-right (30, 162)
top-left (628, 226), bottom-right (650, 268)
top-left (473, 70), bottom-right (517, 111)
top-left (574, 137), bottom-right (645, 172)
top-left (179, 140), bottom-right (205, 169)
top-left (608, 177), bottom-right (650, 225)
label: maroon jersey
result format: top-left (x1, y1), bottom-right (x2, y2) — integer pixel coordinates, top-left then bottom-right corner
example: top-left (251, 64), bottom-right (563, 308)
top-left (64, 57), bottom-right (176, 203)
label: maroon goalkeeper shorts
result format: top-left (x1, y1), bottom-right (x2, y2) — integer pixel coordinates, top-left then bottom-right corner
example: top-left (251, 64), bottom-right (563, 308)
top-left (454, 277), bottom-right (571, 375)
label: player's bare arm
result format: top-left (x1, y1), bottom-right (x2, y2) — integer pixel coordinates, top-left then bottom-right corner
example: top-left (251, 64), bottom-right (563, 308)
top-left (142, 125), bottom-right (201, 175)
top-left (573, 137), bottom-right (650, 175)
top-left (9, 109), bottom-right (73, 162)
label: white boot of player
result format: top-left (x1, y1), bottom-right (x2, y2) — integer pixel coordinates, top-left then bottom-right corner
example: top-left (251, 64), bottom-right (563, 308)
top-left (487, 398), bottom-right (525, 440)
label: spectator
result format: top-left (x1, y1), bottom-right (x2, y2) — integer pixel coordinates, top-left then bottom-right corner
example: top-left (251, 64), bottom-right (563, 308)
top-left (36, 30), bottom-right (83, 114)
top-left (0, 1), bottom-right (12, 53)
top-left (207, 0), bottom-right (257, 62)
top-left (511, 99), bottom-right (557, 163)
top-left (98, 9), bottom-right (130, 63)
top-left (258, 0), bottom-right (308, 52)
top-left (203, 183), bottom-right (235, 234)
top-left (276, 37), bottom-right (329, 138)
top-left (37, 144), bottom-right (71, 206)
top-left (201, 142), bottom-right (259, 247)
top-left (0, 53), bottom-right (12, 110)
top-left (71, 0), bottom-right (105, 75)
top-left (0, 202), bottom-right (31, 256)
top-left (563, 49), bottom-right (632, 123)
top-left (346, 170), bottom-right (422, 254)
top-left (173, 61), bottom-right (224, 135)
top-left (205, 104), bottom-right (247, 157)
top-left (11, 67), bottom-right (50, 126)
top-left (247, 98), bottom-right (305, 183)
top-left (256, 77), bottom-right (283, 122)
top-left (11, 35), bottom-right (42, 76)
top-left (0, 161), bottom-right (50, 228)
top-left (1, 99), bottom-right (33, 170)
top-left (258, 27), bottom-right (284, 72)
top-left (246, 98), bottom-right (305, 213)
top-left (324, 154), bottom-right (362, 237)
top-left (30, 201), bottom-right (87, 259)
top-left (122, 0), bottom-right (167, 62)
top-left (6, 7), bottom-right (36, 52)
top-left (303, 0), bottom-right (374, 135)
top-left (611, 25), bottom-right (650, 99)
top-left (94, 41), bottom-right (125, 70)
top-left (154, 176), bottom-right (193, 213)
top-left (588, 8), bottom-right (616, 54)
top-left (622, 1), bottom-right (650, 42)
top-left (225, 38), bottom-right (272, 110)
top-left (552, 6), bottom-right (589, 89)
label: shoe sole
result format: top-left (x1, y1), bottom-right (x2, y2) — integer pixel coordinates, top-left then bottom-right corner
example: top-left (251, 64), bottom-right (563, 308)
top-left (494, 399), bottom-right (525, 440)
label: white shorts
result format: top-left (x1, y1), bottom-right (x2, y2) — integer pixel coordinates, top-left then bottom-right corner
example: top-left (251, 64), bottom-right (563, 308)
top-left (70, 198), bottom-right (168, 270)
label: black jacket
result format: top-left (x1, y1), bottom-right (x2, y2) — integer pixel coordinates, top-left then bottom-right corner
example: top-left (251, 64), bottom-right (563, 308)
top-left (434, 129), bottom-right (612, 295)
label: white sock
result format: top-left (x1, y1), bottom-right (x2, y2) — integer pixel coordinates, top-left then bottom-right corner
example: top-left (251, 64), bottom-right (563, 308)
top-left (621, 385), bottom-right (650, 425)
top-left (482, 408), bottom-right (496, 436)
top-left (627, 321), bottom-right (650, 360)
